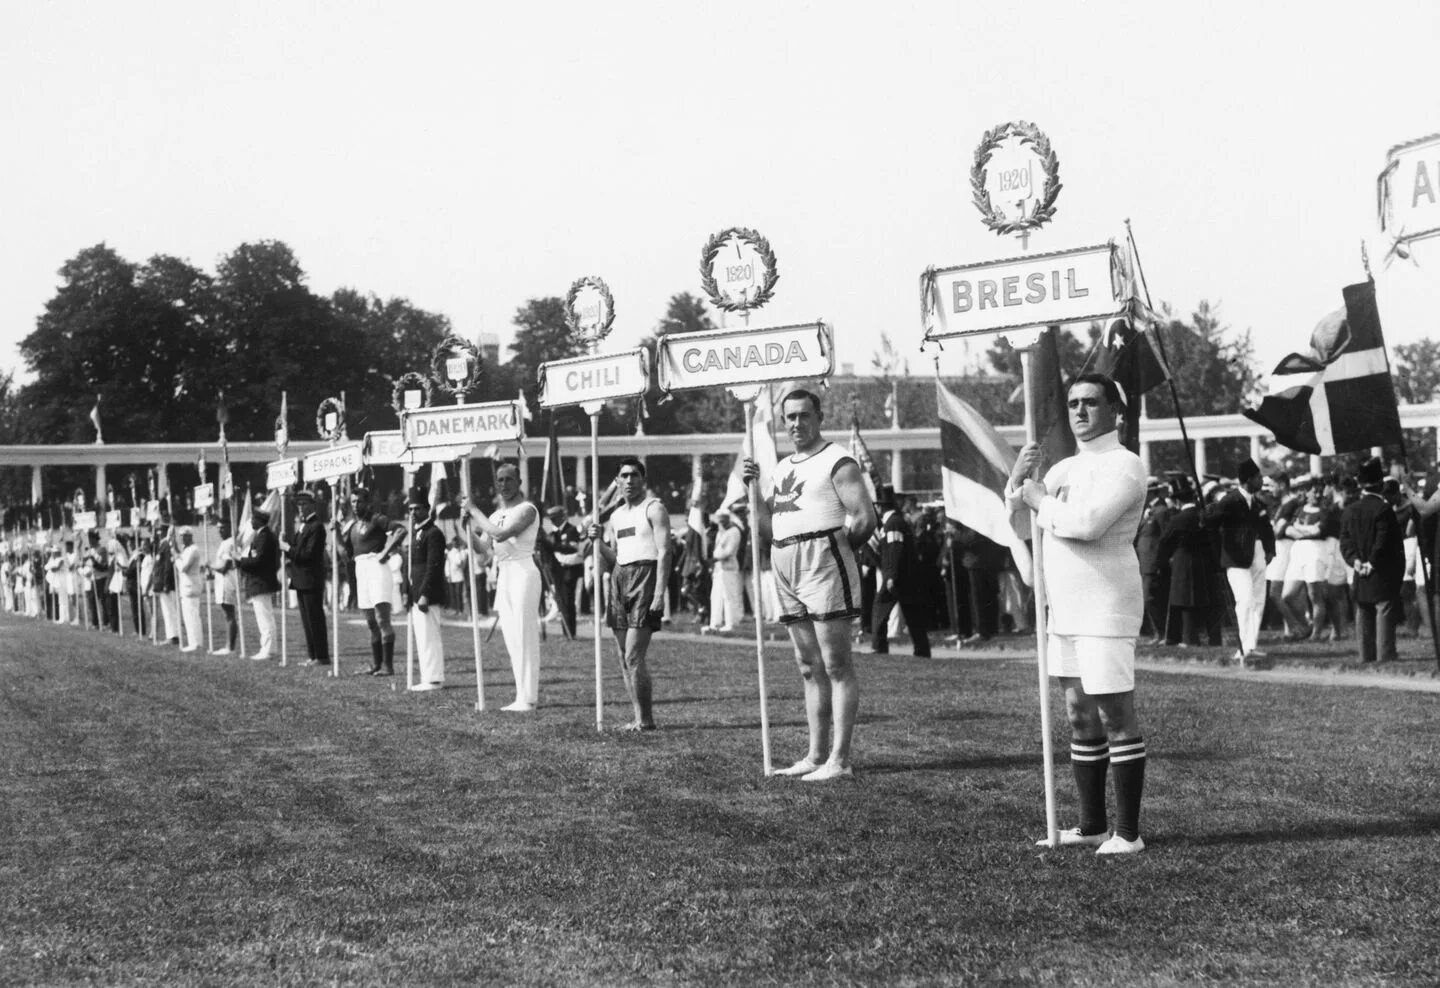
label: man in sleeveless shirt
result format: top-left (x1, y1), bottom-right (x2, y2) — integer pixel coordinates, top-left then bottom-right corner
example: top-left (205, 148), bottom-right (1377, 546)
top-left (586, 457), bottom-right (670, 731)
top-left (746, 389), bottom-right (877, 782)
top-left (348, 486), bottom-right (403, 676)
top-left (466, 461), bottom-right (542, 711)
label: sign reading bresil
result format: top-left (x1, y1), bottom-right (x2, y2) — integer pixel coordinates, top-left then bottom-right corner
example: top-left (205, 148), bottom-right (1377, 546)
top-left (266, 458), bottom-right (299, 491)
top-left (655, 321), bottom-right (832, 393)
top-left (303, 443), bottom-right (364, 482)
top-left (402, 399), bottom-right (523, 449)
top-left (539, 349), bottom-right (649, 409)
top-left (922, 243), bottom-right (1123, 341)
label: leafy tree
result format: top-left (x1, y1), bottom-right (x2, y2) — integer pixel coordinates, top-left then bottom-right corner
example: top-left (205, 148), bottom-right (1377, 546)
top-left (1394, 339), bottom-right (1440, 404)
top-left (330, 288), bottom-right (451, 432)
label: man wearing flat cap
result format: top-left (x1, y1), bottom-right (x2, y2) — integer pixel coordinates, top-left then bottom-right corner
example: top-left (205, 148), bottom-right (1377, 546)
top-left (1204, 458), bottom-right (1275, 666)
top-left (1340, 457), bottom-right (1404, 663)
top-left (281, 488), bottom-right (330, 668)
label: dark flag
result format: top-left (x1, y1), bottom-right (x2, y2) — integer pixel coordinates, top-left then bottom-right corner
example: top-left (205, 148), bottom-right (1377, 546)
top-left (1092, 318), bottom-right (1170, 453)
top-left (1244, 280), bottom-right (1402, 455)
top-left (1030, 326), bottom-right (1077, 466)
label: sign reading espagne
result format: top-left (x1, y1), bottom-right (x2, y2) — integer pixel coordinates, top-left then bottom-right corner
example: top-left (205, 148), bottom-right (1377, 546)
top-left (266, 458), bottom-right (299, 491)
top-left (302, 443), bottom-right (364, 482)
top-left (921, 243), bottom-right (1123, 341)
top-left (402, 400), bottom-right (523, 450)
top-left (655, 322), bottom-right (833, 393)
top-left (539, 349), bottom-right (650, 409)
top-left (1379, 132), bottom-right (1440, 249)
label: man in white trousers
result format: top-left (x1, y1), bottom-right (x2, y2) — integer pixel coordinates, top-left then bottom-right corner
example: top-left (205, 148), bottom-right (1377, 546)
top-left (406, 488), bottom-right (448, 691)
top-left (174, 526), bottom-right (204, 653)
top-left (465, 462), bottom-right (541, 711)
top-left (706, 509), bottom-right (743, 632)
top-left (1205, 458), bottom-right (1275, 667)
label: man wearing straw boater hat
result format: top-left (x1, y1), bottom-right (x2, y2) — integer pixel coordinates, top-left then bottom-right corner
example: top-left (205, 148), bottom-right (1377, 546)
top-left (1007, 372), bottom-right (1149, 855)
top-left (746, 388), bottom-right (877, 782)
top-left (237, 497), bottom-right (280, 660)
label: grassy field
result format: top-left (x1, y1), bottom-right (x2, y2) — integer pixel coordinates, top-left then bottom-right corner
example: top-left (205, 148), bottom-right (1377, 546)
top-left (3, 607), bottom-right (1440, 987)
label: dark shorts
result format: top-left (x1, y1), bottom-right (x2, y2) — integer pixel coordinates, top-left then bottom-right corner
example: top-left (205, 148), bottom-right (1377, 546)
top-left (608, 561), bottom-right (662, 632)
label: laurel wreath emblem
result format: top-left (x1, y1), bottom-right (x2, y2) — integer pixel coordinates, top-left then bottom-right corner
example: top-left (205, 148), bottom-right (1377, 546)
top-left (699, 227), bottom-right (779, 312)
top-left (565, 275), bottom-right (616, 346)
top-left (430, 335), bottom-right (482, 398)
top-left (315, 397), bottom-right (346, 442)
top-left (971, 120), bottom-right (1062, 236)
top-left (391, 371), bottom-right (432, 417)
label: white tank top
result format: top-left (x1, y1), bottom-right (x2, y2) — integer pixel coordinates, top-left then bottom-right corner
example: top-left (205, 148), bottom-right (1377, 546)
top-left (490, 503), bottom-right (538, 564)
top-left (608, 496), bottom-right (660, 565)
top-left (769, 442), bottom-right (855, 542)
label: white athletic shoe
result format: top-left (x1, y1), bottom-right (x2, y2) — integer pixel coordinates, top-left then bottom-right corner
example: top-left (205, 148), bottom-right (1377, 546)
top-left (409, 682), bottom-right (443, 692)
top-left (772, 758), bottom-right (820, 777)
top-left (1096, 834), bottom-right (1146, 855)
top-left (179, 645), bottom-right (198, 653)
top-left (210, 648), bottom-right (233, 656)
top-left (501, 701), bottom-right (535, 711)
top-left (1036, 827), bottom-right (1110, 849)
top-left (800, 762), bottom-right (853, 782)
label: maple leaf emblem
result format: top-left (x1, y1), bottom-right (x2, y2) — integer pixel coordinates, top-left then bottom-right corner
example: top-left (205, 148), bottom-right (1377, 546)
top-left (770, 471), bottom-right (805, 513)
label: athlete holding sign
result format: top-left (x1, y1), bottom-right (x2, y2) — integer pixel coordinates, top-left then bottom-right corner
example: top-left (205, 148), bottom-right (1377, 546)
top-left (746, 389), bottom-right (877, 782)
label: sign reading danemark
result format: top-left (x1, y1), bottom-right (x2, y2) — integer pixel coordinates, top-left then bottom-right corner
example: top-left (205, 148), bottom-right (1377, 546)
top-left (402, 400), bottom-right (523, 450)
top-left (921, 243), bottom-right (1123, 340)
top-left (538, 349), bottom-right (650, 408)
top-left (302, 443), bottom-right (363, 482)
top-left (1379, 132), bottom-right (1440, 247)
top-left (366, 430), bottom-right (475, 466)
top-left (655, 322), bottom-right (832, 393)
top-left (266, 458), bottom-right (299, 491)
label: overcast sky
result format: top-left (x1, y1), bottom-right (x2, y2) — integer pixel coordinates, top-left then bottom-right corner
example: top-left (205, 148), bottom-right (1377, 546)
top-left (3, 1), bottom-right (1436, 388)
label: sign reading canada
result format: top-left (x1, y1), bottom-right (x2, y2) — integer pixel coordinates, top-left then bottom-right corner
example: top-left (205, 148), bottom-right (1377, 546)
top-left (539, 349), bottom-right (649, 408)
top-left (266, 458), bottom-right (299, 491)
top-left (655, 322), bottom-right (832, 393)
top-left (1379, 132), bottom-right (1440, 247)
top-left (402, 400), bottom-right (523, 449)
top-left (302, 443), bottom-right (364, 482)
top-left (921, 243), bottom-right (1123, 340)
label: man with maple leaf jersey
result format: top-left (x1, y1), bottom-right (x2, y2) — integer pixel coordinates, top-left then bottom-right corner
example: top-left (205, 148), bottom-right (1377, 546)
top-left (746, 389), bottom-right (877, 781)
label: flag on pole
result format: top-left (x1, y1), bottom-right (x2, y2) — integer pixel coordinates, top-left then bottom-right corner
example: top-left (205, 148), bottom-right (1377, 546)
top-left (197, 446), bottom-right (207, 485)
top-left (89, 395), bottom-right (104, 444)
top-left (1243, 280), bottom-right (1403, 455)
top-left (542, 420), bottom-right (567, 511)
top-left (723, 397), bottom-right (778, 512)
top-left (1095, 232), bottom-right (1172, 453)
top-left (848, 411), bottom-right (879, 501)
top-left (937, 379), bottom-right (1032, 574)
top-left (1029, 326), bottom-right (1076, 466)
top-left (275, 392), bottom-right (289, 456)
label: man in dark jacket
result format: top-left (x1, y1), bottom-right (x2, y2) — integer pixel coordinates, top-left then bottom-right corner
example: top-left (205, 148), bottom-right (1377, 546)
top-left (870, 486), bottom-right (930, 658)
top-left (1340, 457), bottom-right (1405, 663)
top-left (406, 488), bottom-right (448, 690)
top-left (236, 502), bottom-right (281, 660)
top-left (1205, 458), bottom-right (1276, 666)
top-left (281, 488), bottom-right (329, 668)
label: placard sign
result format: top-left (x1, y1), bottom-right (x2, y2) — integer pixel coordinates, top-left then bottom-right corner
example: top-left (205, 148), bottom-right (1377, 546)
top-left (539, 349), bottom-right (650, 408)
top-left (146, 499), bottom-right (161, 522)
top-left (364, 431), bottom-right (408, 466)
top-left (193, 484), bottom-right (214, 510)
top-left (1379, 132), bottom-right (1440, 248)
top-left (266, 458), bottom-right (299, 491)
top-left (402, 400), bottom-right (523, 449)
top-left (106, 510), bottom-right (123, 530)
top-left (921, 243), bottom-right (1123, 341)
top-left (75, 511), bottom-right (97, 531)
top-left (303, 443), bottom-right (364, 482)
top-left (655, 322), bottom-right (832, 394)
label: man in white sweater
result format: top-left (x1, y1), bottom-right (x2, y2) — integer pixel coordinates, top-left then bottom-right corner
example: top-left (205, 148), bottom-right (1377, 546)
top-left (1007, 373), bottom-right (1149, 855)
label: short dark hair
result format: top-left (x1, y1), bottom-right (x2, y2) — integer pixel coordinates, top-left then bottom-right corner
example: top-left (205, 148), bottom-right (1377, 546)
top-left (1066, 372), bottom-right (1126, 408)
top-left (780, 389), bottom-right (822, 414)
top-left (617, 456), bottom-right (646, 478)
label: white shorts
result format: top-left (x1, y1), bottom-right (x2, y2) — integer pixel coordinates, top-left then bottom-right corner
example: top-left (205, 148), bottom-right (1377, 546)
top-left (1265, 540), bottom-right (1292, 582)
top-left (1285, 540), bottom-right (1327, 584)
top-left (1047, 634), bottom-right (1136, 695)
top-left (355, 553), bottom-right (400, 610)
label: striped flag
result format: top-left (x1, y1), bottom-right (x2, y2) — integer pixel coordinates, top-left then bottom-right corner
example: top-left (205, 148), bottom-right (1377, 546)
top-left (937, 380), bottom-right (1032, 574)
top-left (1243, 281), bottom-right (1402, 455)
top-left (89, 395), bottom-right (104, 444)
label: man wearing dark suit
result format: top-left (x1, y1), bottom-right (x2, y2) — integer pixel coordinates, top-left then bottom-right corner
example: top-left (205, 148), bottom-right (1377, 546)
top-left (1134, 480), bottom-right (1173, 645)
top-left (544, 506), bottom-right (584, 640)
top-left (406, 487), bottom-right (449, 690)
top-left (237, 501), bottom-right (281, 660)
top-left (870, 486), bottom-right (930, 658)
top-left (1205, 459), bottom-right (1276, 666)
top-left (282, 488), bottom-right (329, 668)
top-left (1340, 457), bottom-right (1405, 663)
